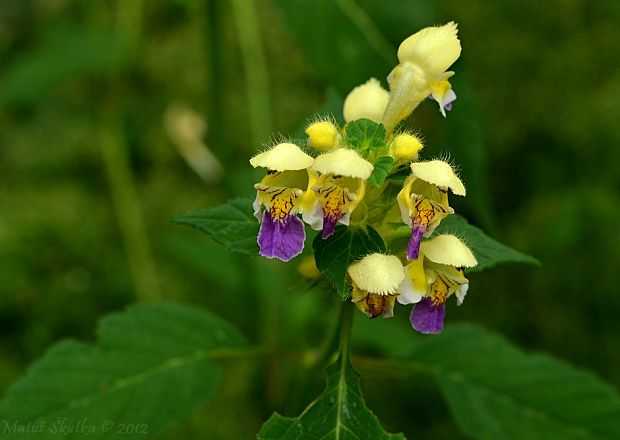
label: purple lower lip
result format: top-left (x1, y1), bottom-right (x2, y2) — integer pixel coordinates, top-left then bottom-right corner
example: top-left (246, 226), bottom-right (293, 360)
top-left (410, 298), bottom-right (445, 334)
top-left (257, 212), bottom-right (305, 262)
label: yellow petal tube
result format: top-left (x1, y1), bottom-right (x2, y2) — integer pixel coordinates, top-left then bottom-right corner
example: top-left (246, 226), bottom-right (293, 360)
top-left (420, 234), bottom-right (478, 268)
top-left (306, 120), bottom-right (340, 151)
top-left (381, 62), bottom-right (428, 133)
top-left (398, 256), bottom-right (427, 305)
top-left (312, 148), bottom-right (374, 179)
top-left (250, 142), bottom-right (314, 171)
top-left (347, 254), bottom-right (405, 295)
top-left (343, 78), bottom-right (390, 123)
top-left (397, 22), bottom-right (461, 79)
top-left (410, 160), bottom-right (466, 196)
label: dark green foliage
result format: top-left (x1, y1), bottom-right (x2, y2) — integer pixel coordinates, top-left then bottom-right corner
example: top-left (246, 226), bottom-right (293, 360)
top-left (368, 155), bottom-right (395, 187)
top-left (0, 303), bottom-right (248, 439)
top-left (259, 352), bottom-right (405, 440)
top-left (345, 118), bottom-right (387, 151)
top-left (172, 198), bottom-right (259, 256)
top-left (409, 324), bottom-right (620, 440)
top-left (435, 215), bottom-right (540, 272)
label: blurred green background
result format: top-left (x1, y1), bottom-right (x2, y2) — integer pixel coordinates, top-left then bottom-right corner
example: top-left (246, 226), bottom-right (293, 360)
top-left (1, 0), bottom-right (619, 438)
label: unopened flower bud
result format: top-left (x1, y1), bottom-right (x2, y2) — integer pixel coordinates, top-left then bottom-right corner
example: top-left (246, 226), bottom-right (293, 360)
top-left (343, 78), bottom-right (390, 123)
top-left (390, 133), bottom-right (423, 160)
top-left (306, 121), bottom-right (340, 150)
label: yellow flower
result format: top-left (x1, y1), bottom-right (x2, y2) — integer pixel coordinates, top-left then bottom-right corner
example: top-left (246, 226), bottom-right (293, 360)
top-left (381, 22), bottom-right (461, 132)
top-left (398, 235), bottom-right (477, 334)
top-left (348, 254), bottom-right (405, 318)
top-left (343, 78), bottom-right (390, 123)
top-left (397, 160), bottom-right (464, 260)
top-left (303, 148), bottom-right (373, 238)
top-left (305, 120), bottom-right (341, 151)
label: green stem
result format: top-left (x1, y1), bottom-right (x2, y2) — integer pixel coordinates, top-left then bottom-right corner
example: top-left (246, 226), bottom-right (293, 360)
top-left (95, 0), bottom-right (160, 301)
top-left (287, 300), bottom-right (355, 413)
top-left (311, 299), bottom-right (355, 372)
top-left (230, 0), bottom-right (273, 145)
top-left (338, 300), bottom-right (355, 360)
top-left (253, 259), bottom-right (284, 407)
top-left (203, 0), bottom-right (226, 160)
top-left (99, 110), bottom-right (161, 301)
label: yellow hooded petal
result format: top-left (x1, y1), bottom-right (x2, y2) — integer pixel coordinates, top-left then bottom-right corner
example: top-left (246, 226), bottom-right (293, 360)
top-left (420, 234), bottom-right (477, 268)
top-left (343, 78), bottom-right (390, 123)
top-left (397, 22), bottom-right (462, 79)
top-left (250, 142), bottom-right (314, 171)
top-left (347, 254), bottom-right (405, 295)
top-left (312, 148), bottom-right (374, 179)
top-left (410, 160), bottom-right (466, 196)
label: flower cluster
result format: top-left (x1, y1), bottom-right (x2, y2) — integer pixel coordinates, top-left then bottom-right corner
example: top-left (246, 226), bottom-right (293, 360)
top-left (250, 22), bottom-right (477, 334)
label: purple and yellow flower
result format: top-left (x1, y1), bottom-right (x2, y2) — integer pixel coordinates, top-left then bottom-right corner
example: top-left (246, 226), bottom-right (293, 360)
top-left (397, 159), bottom-right (465, 260)
top-left (347, 254), bottom-right (405, 318)
top-left (250, 142), bottom-right (314, 262)
top-left (302, 148), bottom-right (373, 239)
top-left (398, 234), bottom-right (477, 334)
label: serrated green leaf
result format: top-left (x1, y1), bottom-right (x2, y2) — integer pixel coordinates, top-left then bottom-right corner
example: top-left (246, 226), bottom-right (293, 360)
top-left (258, 352), bottom-right (405, 440)
top-left (434, 215), bottom-right (540, 272)
top-left (345, 118), bottom-right (387, 150)
top-left (0, 303), bottom-right (249, 439)
top-left (172, 198), bottom-right (259, 256)
top-left (313, 225), bottom-right (386, 299)
top-left (368, 156), bottom-right (395, 187)
top-left (405, 324), bottom-right (620, 440)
